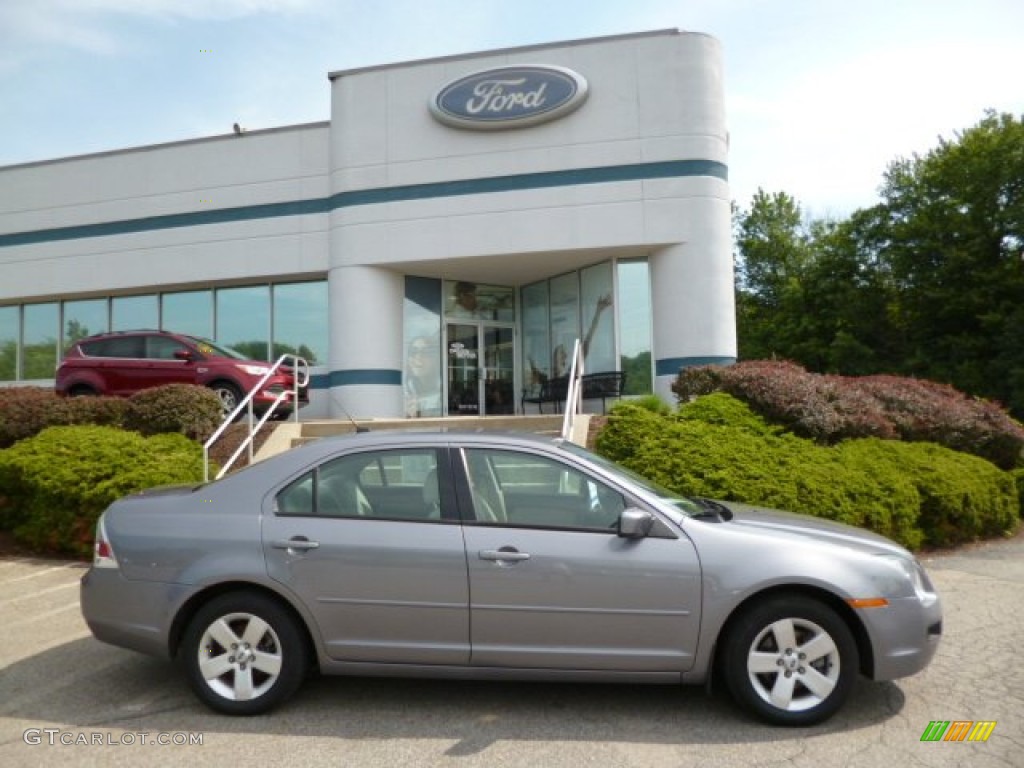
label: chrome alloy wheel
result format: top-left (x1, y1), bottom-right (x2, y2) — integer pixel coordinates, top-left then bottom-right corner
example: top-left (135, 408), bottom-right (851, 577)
top-left (745, 617), bottom-right (841, 712)
top-left (197, 612), bottom-right (284, 702)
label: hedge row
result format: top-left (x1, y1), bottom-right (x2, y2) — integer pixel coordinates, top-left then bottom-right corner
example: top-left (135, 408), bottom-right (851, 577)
top-left (0, 426), bottom-right (208, 557)
top-left (672, 361), bottom-right (1024, 469)
top-left (0, 384), bottom-right (224, 448)
top-left (596, 395), bottom-right (1020, 550)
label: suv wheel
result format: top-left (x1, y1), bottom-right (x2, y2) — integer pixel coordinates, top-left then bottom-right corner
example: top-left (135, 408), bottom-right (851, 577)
top-left (209, 382), bottom-right (242, 415)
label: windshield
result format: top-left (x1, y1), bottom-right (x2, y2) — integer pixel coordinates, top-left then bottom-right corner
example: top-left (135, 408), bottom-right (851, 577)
top-left (559, 441), bottom-right (702, 516)
top-left (186, 336), bottom-right (250, 361)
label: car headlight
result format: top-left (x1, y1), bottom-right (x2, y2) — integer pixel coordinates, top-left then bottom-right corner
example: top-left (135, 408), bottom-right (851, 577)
top-left (236, 364), bottom-right (270, 376)
top-left (876, 554), bottom-right (936, 602)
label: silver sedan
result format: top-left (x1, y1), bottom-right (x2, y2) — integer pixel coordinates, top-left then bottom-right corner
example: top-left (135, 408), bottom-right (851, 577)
top-left (80, 431), bottom-right (942, 726)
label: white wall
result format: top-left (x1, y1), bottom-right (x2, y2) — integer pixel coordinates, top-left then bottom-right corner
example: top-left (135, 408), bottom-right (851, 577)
top-left (0, 123), bottom-right (331, 302)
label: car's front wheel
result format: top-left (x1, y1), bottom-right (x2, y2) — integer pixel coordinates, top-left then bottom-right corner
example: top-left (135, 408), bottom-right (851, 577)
top-left (208, 381), bottom-right (242, 416)
top-left (721, 595), bottom-right (858, 726)
top-left (179, 591), bottom-right (308, 715)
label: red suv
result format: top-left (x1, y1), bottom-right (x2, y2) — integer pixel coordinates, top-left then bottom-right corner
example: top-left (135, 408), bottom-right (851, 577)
top-left (57, 330), bottom-right (307, 416)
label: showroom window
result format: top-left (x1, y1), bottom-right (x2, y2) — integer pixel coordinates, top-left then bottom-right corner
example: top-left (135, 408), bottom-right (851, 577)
top-left (63, 299), bottom-right (108, 350)
top-left (22, 303), bottom-right (59, 380)
top-left (616, 259), bottom-right (653, 395)
top-left (0, 278), bottom-right (329, 383)
top-left (520, 258), bottom-right (651, 394)
top-left (112, 295), bottom-right (158, 331)
top-left (273, 281), bottom-right (328, 364)
top-left (403, 277), bottom-right (442, 418)
top-left (162, 290), bottom-right (214, 340)
top-left (216, 286), bottom-right (271, 361)
top-left (0, 306), bottom-right (18, 380)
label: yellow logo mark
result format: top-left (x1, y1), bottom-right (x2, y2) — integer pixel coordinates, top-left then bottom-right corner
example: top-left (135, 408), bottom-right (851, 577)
top-left (921, 720), bottom-right (996, 742)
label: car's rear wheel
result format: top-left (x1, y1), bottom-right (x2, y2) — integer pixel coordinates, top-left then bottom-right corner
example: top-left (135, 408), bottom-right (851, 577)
top-left (179, 591), bottom-right (307, 715)
top-left (208, 381), bottom-right (242, 416)
top-left (721, 595), bottom-right (858, 726)
top-left (68, 384), bottom-right (97, 396)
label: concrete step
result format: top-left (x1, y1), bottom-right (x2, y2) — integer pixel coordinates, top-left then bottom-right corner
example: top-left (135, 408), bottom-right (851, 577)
top-left (300, 414), bottom-right (567, 438)
top-left (259, 414), bottom-right (588, 462)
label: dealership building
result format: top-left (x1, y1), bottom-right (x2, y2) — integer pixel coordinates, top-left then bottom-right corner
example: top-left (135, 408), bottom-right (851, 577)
top-left (0, 29), bottom-right (735, 420)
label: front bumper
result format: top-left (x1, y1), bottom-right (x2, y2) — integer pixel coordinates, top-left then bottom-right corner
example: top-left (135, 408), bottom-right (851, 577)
top-left (862, 592), bottom-right (943, 680)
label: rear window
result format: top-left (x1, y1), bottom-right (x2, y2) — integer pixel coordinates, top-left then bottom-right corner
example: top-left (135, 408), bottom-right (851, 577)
top-left (80, 336), bottom-right (145, 358)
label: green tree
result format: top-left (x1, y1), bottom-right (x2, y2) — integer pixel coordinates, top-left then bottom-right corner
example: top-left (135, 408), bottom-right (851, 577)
top-left (733, 190), bottom-right (815, 362)
top-left (878, 111), bottom-right (1024, 413)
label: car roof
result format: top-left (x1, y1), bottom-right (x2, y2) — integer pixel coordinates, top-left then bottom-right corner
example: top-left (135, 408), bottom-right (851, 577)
top-left (229, 429), bottom-right (569, 480)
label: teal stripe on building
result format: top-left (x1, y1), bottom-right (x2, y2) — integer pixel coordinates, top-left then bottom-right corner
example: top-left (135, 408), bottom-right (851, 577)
top-left (0, 159), bottom-right (727, 248)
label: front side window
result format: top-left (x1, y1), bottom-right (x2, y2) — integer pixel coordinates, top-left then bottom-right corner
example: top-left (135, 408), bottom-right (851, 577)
top-left (462, 448), bottom-right (625, 531)
top-left (147, 335), bottom-right (187, 360)
top-left (276, 449), bottom-right (443, 522)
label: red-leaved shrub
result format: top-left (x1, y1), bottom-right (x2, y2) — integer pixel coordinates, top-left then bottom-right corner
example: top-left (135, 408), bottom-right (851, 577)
top-left (673, 361), bottom-right (1024, 469)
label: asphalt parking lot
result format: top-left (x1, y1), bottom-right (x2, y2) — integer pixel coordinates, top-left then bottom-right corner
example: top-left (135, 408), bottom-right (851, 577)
top-left (0, 532), bottom-right (1021, 768)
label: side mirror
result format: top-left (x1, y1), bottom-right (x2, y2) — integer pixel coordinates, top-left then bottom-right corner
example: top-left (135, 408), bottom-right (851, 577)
top-left (618, 507), bottom-right (655, 539)
top-left (174, 348), bottom-right (194, 361)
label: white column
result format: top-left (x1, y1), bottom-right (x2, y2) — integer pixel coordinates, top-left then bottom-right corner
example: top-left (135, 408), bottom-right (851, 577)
top-left (327, 265), bottom-right (404, 419)
top-left (649, 196), bottom-right (736, 402)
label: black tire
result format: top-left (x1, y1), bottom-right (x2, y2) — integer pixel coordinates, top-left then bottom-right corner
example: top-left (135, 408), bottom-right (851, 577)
top-left (720, 595), bottom-right (858, 726)
top-left (68, 384), bottom-right (97, 396)
top-left (179, 591), bottom-right (308, 716)
top-left (208, 381), bottom-right (242, 416)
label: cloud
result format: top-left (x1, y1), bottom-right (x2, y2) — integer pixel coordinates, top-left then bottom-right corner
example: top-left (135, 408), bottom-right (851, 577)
top-left (0, 0), bottom-right (319, 65)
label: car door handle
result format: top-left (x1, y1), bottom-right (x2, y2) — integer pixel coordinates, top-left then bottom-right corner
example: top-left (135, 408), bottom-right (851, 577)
top-left (272, 537), bottom-right (320, 552)
top-left (479, 549), bottom-right (530, 562)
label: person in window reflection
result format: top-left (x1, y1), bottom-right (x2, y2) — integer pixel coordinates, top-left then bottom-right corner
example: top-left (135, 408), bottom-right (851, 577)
top-left (448, 281), bottom-right (480, 319)
top-left (404, 336), bottom-right (441, 418)
top-left (548, 293), bottom-right (613, 378)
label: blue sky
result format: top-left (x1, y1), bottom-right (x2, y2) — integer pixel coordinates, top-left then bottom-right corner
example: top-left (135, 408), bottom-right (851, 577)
top-left (1, 0), bottom-right (1022, 216)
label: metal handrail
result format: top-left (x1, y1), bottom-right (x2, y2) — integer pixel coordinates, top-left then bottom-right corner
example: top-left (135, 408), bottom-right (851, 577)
top-left (560, 339), bottom-right (584, 440)
top-left (203, 354), bottom-right (309, 481)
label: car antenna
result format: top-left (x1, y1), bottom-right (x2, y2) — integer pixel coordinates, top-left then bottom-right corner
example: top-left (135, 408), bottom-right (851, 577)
top-left (340, 406), bottom-right (370, 434)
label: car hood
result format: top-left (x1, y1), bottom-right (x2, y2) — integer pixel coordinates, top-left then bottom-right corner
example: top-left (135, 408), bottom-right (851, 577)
top-left (712, 500), bottom-right (910, 558)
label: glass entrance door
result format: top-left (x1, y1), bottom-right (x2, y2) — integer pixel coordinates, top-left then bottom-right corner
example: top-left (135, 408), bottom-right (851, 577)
top-left (446, 324), bottom-right (515, 416)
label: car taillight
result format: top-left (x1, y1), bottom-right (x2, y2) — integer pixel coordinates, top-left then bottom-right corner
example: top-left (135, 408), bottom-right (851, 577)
top-left (93, 518), bottom-right (119, 570)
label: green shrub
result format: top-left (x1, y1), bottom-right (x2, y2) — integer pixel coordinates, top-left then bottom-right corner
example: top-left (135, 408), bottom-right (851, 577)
top-left (0, 425), bottom-right (206, 557)
top-left (124, 384), bottom-right (224, 441)
top-left (1013, 468), bottom-right (1024, 518)
top-left (596, 395), bottom-right (1019, 550)
top-left (675, 391), bottom-right (782, 437)
top-left (626, 394), bottom-right (672, 416)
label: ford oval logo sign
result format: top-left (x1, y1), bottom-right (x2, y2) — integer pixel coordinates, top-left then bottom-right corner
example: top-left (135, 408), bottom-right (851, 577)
top-left (430, 65), bottom-right (589, 130)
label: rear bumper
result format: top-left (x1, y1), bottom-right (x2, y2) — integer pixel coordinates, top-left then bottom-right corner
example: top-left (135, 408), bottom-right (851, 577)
top-left (80, 568), bottom-right (184, 659)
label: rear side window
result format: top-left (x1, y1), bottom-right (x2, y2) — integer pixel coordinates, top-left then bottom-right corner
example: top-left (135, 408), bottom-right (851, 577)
top-left (276, 449), bottom-right (444, 522)
top-left (80, 336), bottom-right (145, 358)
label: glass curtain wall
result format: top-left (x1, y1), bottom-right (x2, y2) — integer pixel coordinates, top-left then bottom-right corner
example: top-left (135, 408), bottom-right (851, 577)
top-left (616, 259), bottom-right (653, 394)
top-left (520, 258), bottom-right (653, 396)
top-left (403, 277), bottom-right (443, 418)
top-left (0, 306), bottom-right (19, 380)
top-left (63, 299), bottom-right (108, 350)
top-left (22, 303), bottom-right (59, 379)
top-left (0, 280), bottom-right (329, 383)
top-left (111, 295), bottom-right (157, 331)
top-left (216, 286), bottom-right (270, 361)
top-left (162, 290), bottom-right (214, 340)
top-left (273, 281), bottom-right (328, 364)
